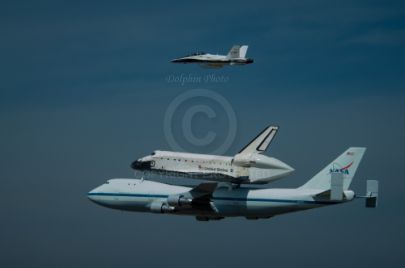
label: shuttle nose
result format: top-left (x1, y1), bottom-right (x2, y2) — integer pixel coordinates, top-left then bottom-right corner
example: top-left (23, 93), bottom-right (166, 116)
top-left (131, 160), bottom-right (153, 170)
top-left (131, 160), bottom-right (141, 169)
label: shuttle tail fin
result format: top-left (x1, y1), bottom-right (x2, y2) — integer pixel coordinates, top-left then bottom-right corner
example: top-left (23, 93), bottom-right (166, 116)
top-left (238, 126), bottom-right (278, 155)
top-left (300, 147), bottom-right (366, 191)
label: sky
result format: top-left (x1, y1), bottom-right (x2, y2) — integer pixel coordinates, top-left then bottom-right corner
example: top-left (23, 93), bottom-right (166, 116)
top-left (1, 0), bottom-right (405, 267)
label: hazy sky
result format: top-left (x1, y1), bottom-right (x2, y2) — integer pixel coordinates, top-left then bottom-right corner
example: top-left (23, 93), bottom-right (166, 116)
top-left (1, 1), bottom-right (404, 267)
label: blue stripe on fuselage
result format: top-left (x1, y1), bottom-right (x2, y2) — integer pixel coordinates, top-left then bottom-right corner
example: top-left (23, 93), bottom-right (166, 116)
top-left (87, 192), bottom-right (338, 205)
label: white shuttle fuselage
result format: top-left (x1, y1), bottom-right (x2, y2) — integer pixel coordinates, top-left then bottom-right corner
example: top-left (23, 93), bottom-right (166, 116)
top-left (131, 126), bottom-right (294, 184)
top-left (132, 150), bottom-right (293, 184)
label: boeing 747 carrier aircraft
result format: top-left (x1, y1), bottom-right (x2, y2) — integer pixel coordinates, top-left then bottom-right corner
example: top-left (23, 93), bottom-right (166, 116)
top-left (171, 45), bottom-right (253, 68)
top-left (88, 147), bottom-right (378, 221)
top-left (131, 126), bottom-right (294, 184)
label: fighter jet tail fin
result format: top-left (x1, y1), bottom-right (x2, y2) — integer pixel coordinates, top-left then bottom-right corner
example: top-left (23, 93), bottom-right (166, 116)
top-left (238, 126), bottom-right (278, 155)
top-left (227, 45), bottom-right (249, 59)
top-left (239, 45), bottom-right (248, 58)
top-left (300, 147), bottom-right (366, 191)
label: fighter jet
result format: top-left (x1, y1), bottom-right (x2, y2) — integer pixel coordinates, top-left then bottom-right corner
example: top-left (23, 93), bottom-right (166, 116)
top-left (88, 147), bottom-right (379, 221)
top-left (131, 126), bottom-right (294, 184)
top-left (171, 45), bottom-right (253, 68)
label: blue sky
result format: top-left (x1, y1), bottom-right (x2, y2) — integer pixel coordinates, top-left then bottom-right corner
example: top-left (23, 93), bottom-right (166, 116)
top-left (0, 1), bottom-right (404, 267)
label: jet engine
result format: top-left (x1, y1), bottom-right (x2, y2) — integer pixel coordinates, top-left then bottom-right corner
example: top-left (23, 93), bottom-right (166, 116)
top-left (167, 194), bottom-right (192, 207)
top-left (150, 201), bottom-right (175, 213)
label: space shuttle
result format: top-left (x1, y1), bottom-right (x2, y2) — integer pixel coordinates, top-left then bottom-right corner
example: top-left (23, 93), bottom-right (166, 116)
top-left (131, 126), bottom-right (294, 184)
top-left (171, 45), bottom-right (254, 68)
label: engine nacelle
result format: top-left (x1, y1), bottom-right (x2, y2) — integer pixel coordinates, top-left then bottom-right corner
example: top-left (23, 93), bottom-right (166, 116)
top-left (233, 153), bottom-right (294, 183)
top-left (233, 153), bottom-right (292, 169)
top-left (167, 195), bottom-right (192, 207)
top-left (150, 201), bottom-right (175, 213)
top-left (344, 190), bottom-right (355, 201)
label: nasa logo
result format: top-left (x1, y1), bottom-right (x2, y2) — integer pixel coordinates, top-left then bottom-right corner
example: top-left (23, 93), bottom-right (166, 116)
top-left (329, 162), bottom-right (353, 175)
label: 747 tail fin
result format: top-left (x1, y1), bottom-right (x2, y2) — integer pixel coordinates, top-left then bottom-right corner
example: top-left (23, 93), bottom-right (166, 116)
top-left (300, 147), bottom-right (366, 191)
